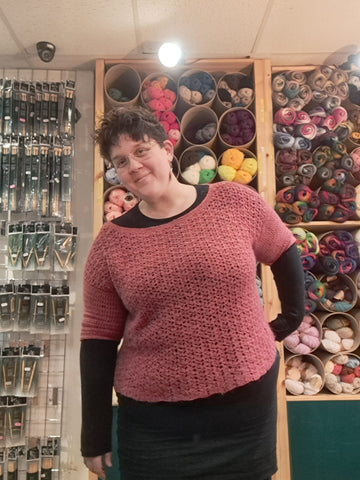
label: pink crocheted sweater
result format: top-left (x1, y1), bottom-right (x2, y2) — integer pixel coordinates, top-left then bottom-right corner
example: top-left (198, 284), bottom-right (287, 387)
top-left (81, 182), bottom-right (295, 402)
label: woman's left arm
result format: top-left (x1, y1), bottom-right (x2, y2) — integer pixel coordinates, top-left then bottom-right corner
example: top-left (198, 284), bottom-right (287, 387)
top-left (269, 244), bottom-right (305, 341)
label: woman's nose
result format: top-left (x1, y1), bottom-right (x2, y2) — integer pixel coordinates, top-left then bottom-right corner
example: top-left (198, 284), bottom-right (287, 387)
top-left (127, 154), bottom-right (142, 171)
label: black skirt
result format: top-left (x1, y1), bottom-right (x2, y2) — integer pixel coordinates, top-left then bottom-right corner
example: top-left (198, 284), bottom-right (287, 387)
top-left (116, 351), bottom-right (280, 480)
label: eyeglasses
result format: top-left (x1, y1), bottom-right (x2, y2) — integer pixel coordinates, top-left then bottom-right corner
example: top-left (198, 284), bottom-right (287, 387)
top-left (112, 140), bottom-right (158, 170)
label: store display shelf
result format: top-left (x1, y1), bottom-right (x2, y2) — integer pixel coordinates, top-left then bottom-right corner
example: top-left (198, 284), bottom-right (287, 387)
top-left (284, 221), bottom-right (360, 232)
top-left (286, 393), bottom-right (360, 401)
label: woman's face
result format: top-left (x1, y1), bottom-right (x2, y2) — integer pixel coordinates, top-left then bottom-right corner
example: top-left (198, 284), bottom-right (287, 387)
top-left (110, 135), bottom-right (174, 201)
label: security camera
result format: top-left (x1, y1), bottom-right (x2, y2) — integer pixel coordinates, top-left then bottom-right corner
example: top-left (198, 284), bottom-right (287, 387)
top-left (36, 41), bottom-right (56, 63)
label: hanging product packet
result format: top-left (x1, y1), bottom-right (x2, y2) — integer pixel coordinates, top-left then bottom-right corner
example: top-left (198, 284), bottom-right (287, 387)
top-left (22, 223), bottom-right (36, 271)
top-left (38, 140), bottom-right (51, 217)
top-left (1, 346), bottom-right (21, 396)
top-left (40, 437), bottom-right (60, 480)
top-left (0, 283), bottom-right (15, 332)
top-left (30, 284), bottom-right (50, 334)
top-left (15, 284), bottom-right (32, 331)
top-left (19, 345), bottom-right (41, 397)
top-left (34, 222), bottom-right (51, 270)
top-left (59, 79), bottom-right (76, 137)
top-left (53, 223), bottom-right (78, 272)
top-left (8, 224), bottom-right (22, 270)
top-left (50, 285), bottom-right (70, 334)
top-left (9, 138), bottom-right (20, 212)
top-left (6, 396), bottom-right (27, 445)
top-left (1, 139), bottom-right (10, 212)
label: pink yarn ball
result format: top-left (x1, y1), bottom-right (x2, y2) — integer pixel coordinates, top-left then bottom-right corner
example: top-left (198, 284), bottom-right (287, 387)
top-left (160, 120), bottom-right (170, 132)
top-left (163, 89), bottom-right (177, 103)
top-left (300, 333), bottom-right (321, 350)
top-left (108, 188), bottom-right (127, 207)
top-left (104, 201), bottom-right (123, 214)
top-left (161, 111), bottom-right (177, 124)
top-left (148, 99), bottom-right (165, 111)
top-left (106, 211), bottom-right (122, 221)
top-left (143, 85), bottom-right (164, 101)
top-left (333, 364), bottom-right (343, 375)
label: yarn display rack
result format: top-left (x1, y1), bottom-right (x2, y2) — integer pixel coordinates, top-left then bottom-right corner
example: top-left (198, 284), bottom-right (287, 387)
top-left (272, 65), bottom-right (360, 226)
top-left (100, 60), bottom-right (260, 202)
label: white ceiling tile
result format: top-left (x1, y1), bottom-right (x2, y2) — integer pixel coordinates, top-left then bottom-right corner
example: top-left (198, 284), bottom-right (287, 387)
top-left (254, 0), bottom-right (360, 57)
top-left (0, 0), bottom-right (137, 56)
top-left (0, 14), bottom-right (23, 55)
top-left (136, 0), bottom-right (269, 57)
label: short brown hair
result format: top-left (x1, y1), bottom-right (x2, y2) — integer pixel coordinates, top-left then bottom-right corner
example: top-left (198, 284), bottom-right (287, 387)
top-left (94, 106), bottom-right (168, 162)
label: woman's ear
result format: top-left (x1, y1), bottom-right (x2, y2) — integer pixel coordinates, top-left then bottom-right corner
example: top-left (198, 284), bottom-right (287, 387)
top-left (163, 139), bottom-right (174, 163)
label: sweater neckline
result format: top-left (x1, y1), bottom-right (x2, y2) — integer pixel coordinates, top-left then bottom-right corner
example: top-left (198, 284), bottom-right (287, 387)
top-left (112, 183), bottom-right (213, 229)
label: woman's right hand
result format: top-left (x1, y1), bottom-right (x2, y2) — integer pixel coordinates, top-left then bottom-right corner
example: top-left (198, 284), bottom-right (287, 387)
top-left (83, 452), bottom-right (113, 479)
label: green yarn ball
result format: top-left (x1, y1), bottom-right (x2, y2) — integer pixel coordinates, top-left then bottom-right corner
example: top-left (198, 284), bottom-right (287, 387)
top-left (199, 169), bottom-right (216, 184)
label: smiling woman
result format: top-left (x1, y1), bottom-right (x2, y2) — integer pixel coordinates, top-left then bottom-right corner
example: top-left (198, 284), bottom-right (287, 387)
top-left (80, 105), bottom-right (305, 480)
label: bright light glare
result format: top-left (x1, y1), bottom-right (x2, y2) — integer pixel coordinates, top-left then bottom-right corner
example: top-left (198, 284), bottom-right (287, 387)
top-left (158, 43), bottom-right (182, 68)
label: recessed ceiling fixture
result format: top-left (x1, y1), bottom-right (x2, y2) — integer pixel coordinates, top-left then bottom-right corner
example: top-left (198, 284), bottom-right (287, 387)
top-left (158, 42), bottom-right (182, 68)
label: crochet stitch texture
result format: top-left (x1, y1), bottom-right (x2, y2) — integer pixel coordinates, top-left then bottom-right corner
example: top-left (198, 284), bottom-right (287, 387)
top-left (81, 182), bottom-right (295, 402)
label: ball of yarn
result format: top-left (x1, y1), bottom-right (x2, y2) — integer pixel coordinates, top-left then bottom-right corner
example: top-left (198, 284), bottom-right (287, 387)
top-left (218, 165), bottom-right (236, 181)
top-left (222, 148), bottom-right (244, 170)
top-left (199, 155), bottom-right (216, 170)
top-left (181, 167), bottom-right (200, 185)
top-left (241, 158), bottom-right (258, 176)
top-left (199, 169), bottom-right (216, 184)
top-left (233, 170), bottom-right (252, 184)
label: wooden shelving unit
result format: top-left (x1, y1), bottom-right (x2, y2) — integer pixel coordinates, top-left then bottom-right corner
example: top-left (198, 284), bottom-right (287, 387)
top-left (92, 57), bottom-right (360, 480)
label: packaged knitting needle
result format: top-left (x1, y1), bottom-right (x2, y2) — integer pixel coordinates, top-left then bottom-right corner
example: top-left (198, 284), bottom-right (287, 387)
top-left (50, 285), bottom-right (69, 334)
top-left (40, 437), bottom-right (60, 480)
top-left (8, 224), bottom-right (23, 270)
top-left (7, 446), bottom-right (21, 480)
top-left (6, 397), bottom-right (27, 445)
top-left (9, 138), bottom-right (20, 212)
top-left (34, 222), bottom-right (51, 270)
top-left (61, 138), bottom-right (73, 204)
top-left (60, 79), bottom-right (76, 137)
top-left (0, 283), bottom-right (15, 332)
top-left (2, 79), bottom-right (13, 136)
top-left (0, 404), bottom-right (5, 447)
top-left (41, 82), bottom-right (50, 137)
top-left (1, 140), bottom-right (10, 212)
top-left (49, 139), bottom-right (62, 217)
top-left (38, 140), bottom-right (50, 217)
top-left (49, 82), bottom-right (60, 137)
top-left (1, 346), bottom-right (20, 396)
top-left (54, 223), bottom-right (77, 272)
top-left (21, 140), bottom-right (33, 212)
top-left (30, 140), bottom-right (40, 212)
top-left (26, 438), bottom-right (40, 480)
top-left (34, 82), bottom-right (42, 135)
top-left (19, 345), bottom-right (41, 397)
top-left (0, 448), bottom-right (4, 479)
top-left (22, 223), bottom-right (36, 271)
top-left (30, 284), bottom-right (50, 333)
top-left (27, 83), bottom-right (36, 137)
top-left (18, 81), bottom-right (29, 137)
top-left (0, 78), bottom-right (3, 134)
top-left (11, 81), bottom-right (20, 136)
top-left (15, 284), bottom-right (32, 331)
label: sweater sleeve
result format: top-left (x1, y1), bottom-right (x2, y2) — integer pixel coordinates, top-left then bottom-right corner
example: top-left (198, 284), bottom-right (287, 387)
top-left (244, 188), bottom-right (296, 265)
top-left (81, 224), bottom-right (128, 341)
top-left (269, 244), bottom-right (305, 341)
top-left (80, 339), bottom-right (119, 457)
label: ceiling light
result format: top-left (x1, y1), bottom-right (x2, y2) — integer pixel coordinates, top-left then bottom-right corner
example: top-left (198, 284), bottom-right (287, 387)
top-left (158, 43), bottom-right (182, 68)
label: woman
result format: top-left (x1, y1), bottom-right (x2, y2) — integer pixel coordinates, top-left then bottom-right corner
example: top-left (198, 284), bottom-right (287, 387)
top-left (80, 106), bottom-right (305, 480)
